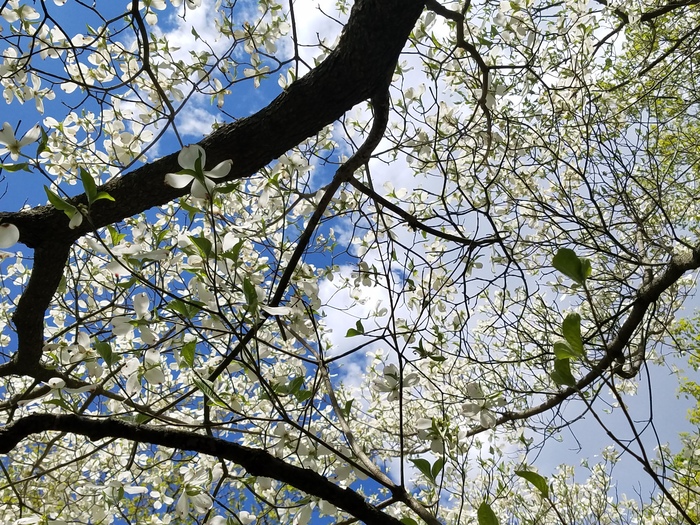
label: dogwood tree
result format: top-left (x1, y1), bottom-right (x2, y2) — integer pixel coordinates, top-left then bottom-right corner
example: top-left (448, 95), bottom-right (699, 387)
top-left (0, 0), bottom-right (699, 523)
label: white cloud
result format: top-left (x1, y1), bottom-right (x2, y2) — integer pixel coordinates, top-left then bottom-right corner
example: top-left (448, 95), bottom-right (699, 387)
top-left (176, 103), bottom-right (221, 138)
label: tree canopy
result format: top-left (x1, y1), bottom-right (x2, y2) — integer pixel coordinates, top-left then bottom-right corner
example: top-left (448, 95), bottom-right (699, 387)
top-left (0, 0), bottom-right (699, 523)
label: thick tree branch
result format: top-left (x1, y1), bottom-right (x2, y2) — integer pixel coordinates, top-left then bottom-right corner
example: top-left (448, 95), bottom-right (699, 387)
top-left (0, 413), bottom-right (405, 525)
top-left (0, 0), bottom-right (426, 374)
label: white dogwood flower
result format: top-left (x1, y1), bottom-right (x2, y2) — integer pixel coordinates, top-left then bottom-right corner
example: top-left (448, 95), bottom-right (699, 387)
top-left (165, 144), bottom-right (232, 199)
top-left (372, 364), bottom-right (419, 401)
top-left (0, 122), bottom-right (41, 161)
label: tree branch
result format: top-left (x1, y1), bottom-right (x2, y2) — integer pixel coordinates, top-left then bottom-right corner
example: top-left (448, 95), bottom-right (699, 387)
top-left (0, 413), bottom-right (405, 525)
top-left (0, 0), bottom-right (427, 374)
top-left (468, 243), bottom-right (700, 436)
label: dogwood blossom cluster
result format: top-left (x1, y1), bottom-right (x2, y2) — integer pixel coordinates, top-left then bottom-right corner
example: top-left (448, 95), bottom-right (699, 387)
top-left (0, 0), bottom-right (698, 523)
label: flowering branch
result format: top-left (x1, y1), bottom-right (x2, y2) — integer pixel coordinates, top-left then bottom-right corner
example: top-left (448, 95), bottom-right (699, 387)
top-left (0, 413), bottom-right (405, 525)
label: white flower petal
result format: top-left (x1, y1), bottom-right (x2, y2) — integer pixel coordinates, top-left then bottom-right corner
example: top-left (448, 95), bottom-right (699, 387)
top-left (69, 211), bottom-right (83, 229)
top-left (0, 122), bottom-right (16, 146)
top-left (19, 124), bottom-right (41, 146)
top-left (178, 144), bottom-right (205, 170)
top-left (0, 223), bottom-right (20, 248)
top-left (125, 371), bottom-right (141, 396)
top-left (480, 409), bottom-right (497, 429)
top-left (144, 366), bottom-right (165, 385)
top-left (175, 491), bottom-right (189, 518)
top-left (191, 178), bottom-right (216, 199)
top-left (415, 418), bottom-right (433, 429)
top-left (133, 292), bottom-right (150, 319)
top-left (47, 377), bottom-right (65, 389)
top-left (260, 305), bottom-right (292, 316)
top-left (140, 325), bottom-right (157, 345)
top-left (165, 172), bottom-right (194, 189)
top-left (205, 159), bottom-right (232, 179)
top-left (462, 402), bottom-right (480, 417)
top-left (190, 491), bottom-right (213, 513)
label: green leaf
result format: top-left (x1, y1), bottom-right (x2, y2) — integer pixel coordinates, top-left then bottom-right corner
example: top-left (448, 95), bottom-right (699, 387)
top-left (194, 151), bottom-right (204, 175)
top-left (80, 168), bottom-right (97, 203)
top-left (0, 162), bottom-right (30, 172)
top-left (107, 225), bottom-right (126, 245)
top-left (345, 319), bottom-right (365, 337)
top-left (562, 313), bottom-right (584, 357)
top-left (243, 277), bottom-right (258, 309)
top-left (340, 399), bottom-right (353, 418)
top-left (515, 470), bottom-right (549, 498)
top-left (167, 299), bottom-right (201, 319)
top-left (95, 340), bottom-right (119, 366)
top-left (401, 518), bottom-right (419, 525)
top-left (550, 358), bottom-right (576, 386)
top-left (93, 191), bottom-right (115, 203)
top-left (45, 398), bottom-right (73, 411)
top-left (431, 457), bottom-right (444, 480)
top-left (193, 377), bottom-right (227, 408)
top-left (36, 127), bottom-right (49, 155)
top-left (288, 376), bottom-right (304, 394)
top-left (223, 239), bottom-right (244, 263)
top-left (477, 501), bottom-right (499, 525)
top-left (552, 248), bottom-right (591, 285)
top-left (553, 341), bottom-right (580, 360)
top-left (44, 185), bottom-right (77, 213)
top-left (181, 340), bottom-right (196, 368)
top-left (189, 236), bottom-right (212, 259)
top-left (295, 389), bottom-right (313, 402)
top-left (410, 458), bottom-right (435, 483)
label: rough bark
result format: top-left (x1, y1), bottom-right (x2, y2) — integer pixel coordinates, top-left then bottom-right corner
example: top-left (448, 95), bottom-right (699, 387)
top-left (0, 413), bottom-right (405, 525)
top-left (0, 0), bottom-right (426, 375)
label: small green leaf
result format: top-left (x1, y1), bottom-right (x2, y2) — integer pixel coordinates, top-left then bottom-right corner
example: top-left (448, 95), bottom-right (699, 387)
top-left (0, 162), bottom-right (30, 172)
top-left (431, 457), bottom-right (444, 480)
top-left (346, 320), bottom-right (365, 337)
top-left (562, 313), bottom-right (584, 357)
top-left (95, 340), bottom-right (119, 367)
top-left (477, 501), bottom-right (499, 525)
top-left (516, 470), bottom-right (549, 498)
top-left (93, 191), bottom-right (115, 202)
top-left (223, 239), bottom-right (244, 263)
top-left (552, 248), bottom-right (590, 285)
top-left (181, 340), bottom-right (196, 368)
top-left (44, 185), bottom-right (77, 213)
top-left (288, 376), bottom-right (304, 394)
top-left (340, 399), bottom-right (353, 418)
top-left (107, 225), bottom-right (126, 245)
top-left (553, 341), bottom-right (580, 360)
top-left (45, 398), bottom-right (73, 411)
top-left (550, 358), bottom-right (576, 386)
top-left (401, 518), bottom-right (419, 525)
top-left (194, 151), bottom-right (204, 175)
top-left (581, 258), bottom-right (592, 280)
top-left (189, 236), bottom-right (212, 259)
top-left (410, 458), bottom-right (435, 483)
top-left (167, 299), bottom-right (201, 319)
top-left (80, 168), bottom-right (97, 203)
top-left (243, 277), bottom-right (258, 309)
top-left (193, 377), bottom-right (227, 408)
top-left (37, 127), bottom-right (49, 155)
top-left (295, 389), bottom-right (313, 402)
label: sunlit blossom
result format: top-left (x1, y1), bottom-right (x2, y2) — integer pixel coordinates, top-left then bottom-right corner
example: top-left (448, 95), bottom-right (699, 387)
top-left (0, 122), bottom-right (41, 161)
top-left (165, 144), bottom-right (232, 199)
top-left (371, 363), bottom-right (419, 401)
